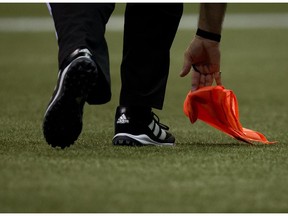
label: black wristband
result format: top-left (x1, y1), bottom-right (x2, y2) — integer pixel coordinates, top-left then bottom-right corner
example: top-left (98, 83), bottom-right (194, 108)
top-left (196, 28), bottom-right (221, 42)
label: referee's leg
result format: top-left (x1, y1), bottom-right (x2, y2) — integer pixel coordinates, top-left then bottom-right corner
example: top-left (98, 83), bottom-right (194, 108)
top-left (49, 3), bottom-right (115, 104)
top-left (113, 3), bottom-right (183, 146)
top-left (120, 3), bottom-right (183, 109)
top-left (43, 3), bottom-right (115, 148)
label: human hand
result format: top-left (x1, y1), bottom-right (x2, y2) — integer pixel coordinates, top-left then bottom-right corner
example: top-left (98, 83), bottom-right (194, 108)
top-left (180, 36), bottom-right (222, 91)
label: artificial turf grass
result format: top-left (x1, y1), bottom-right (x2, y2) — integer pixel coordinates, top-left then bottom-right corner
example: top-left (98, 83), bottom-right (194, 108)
top-left (1, 131), bottom-right (287, 212)
top-left (1, 28), bottom-right (288, 212)
top-left (1, 99), bottom-right (287, 212)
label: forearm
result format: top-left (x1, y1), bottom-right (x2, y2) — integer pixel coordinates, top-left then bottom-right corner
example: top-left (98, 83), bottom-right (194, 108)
top-left (198, 3), bottom-right (227, 34)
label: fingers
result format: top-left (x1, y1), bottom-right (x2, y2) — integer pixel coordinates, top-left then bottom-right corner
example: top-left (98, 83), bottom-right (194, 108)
top-left (191, 72), bottom-right (214, 91)
top-left (191, 67), bottom-right (221, 91)
top-left (205, 73), bottom-right (214, 86)
top-left (191, 69), bottom-right (201, 91)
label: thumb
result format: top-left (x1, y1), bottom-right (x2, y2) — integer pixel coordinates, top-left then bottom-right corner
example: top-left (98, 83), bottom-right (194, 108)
top-left (180, 64), bottom-right (191, 77)
top-left (180, 56), bottom-right (192, 77)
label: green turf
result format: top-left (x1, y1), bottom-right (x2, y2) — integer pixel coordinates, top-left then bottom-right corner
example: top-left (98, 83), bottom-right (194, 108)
top-left (0, 26), bottom-right (288, 212)
top-left (1, 3), bottom-right (288, 17)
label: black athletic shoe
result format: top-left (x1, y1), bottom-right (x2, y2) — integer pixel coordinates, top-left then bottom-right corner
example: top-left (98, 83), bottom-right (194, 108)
top-left (43, 48), bottom-right (98, 148)
top-left (112, 106), bottom-right (175, 146)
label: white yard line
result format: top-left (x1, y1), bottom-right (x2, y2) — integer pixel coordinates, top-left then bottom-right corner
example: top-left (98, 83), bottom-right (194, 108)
top-left (1, 14), bottom-right (288, 32)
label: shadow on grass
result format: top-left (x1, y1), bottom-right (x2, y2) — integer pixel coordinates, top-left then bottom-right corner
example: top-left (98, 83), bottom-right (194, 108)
top-left (178, 142), bottom-right (275, 148)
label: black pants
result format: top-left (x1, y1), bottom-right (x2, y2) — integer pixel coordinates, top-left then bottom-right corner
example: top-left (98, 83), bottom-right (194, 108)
top-left (49, 3), bottom-right (183, 109)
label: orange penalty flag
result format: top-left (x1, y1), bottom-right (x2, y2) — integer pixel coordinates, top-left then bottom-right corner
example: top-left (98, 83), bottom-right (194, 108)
top-left (183, 86), bottom-right (275, 144)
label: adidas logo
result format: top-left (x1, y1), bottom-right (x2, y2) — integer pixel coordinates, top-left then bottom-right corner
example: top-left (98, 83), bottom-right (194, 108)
top-left (116, 114), bottom-right (129, 124)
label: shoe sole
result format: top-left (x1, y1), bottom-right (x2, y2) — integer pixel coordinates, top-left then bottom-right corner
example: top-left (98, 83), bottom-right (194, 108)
top-left (112, 133), bottom-right (175, 146)
top-left (43, 57), bottom-right (97, 148)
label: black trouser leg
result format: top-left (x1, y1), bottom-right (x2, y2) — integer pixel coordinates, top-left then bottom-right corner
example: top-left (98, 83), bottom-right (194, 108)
top-left (120, 3), bottom-right (183, 110)
top-left (48, 3), bottom-right (115, 104)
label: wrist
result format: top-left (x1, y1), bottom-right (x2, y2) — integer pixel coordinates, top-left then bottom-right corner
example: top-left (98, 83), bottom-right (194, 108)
top-left (196, 28), bottom-right (221, 42)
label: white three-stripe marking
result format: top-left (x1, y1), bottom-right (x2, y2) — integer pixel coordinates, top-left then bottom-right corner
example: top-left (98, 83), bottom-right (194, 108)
top-left (148, 120), bottom-right (167, 140)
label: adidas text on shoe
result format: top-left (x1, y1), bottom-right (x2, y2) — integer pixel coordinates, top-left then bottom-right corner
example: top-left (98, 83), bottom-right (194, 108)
top-left (43, 48), bottom-right (98, 148)
top-left (116, 114), bottom-right (129, 124)
top-left (112, 106), bottom-right (175, 146)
